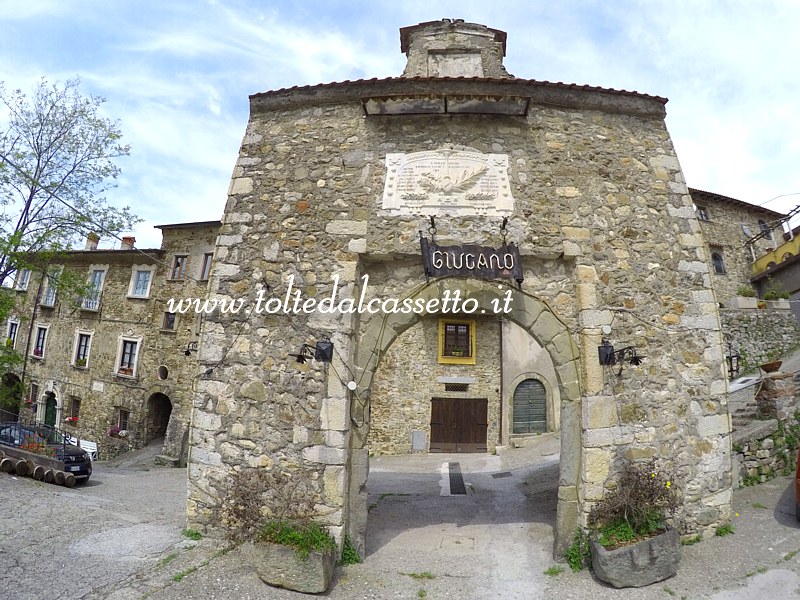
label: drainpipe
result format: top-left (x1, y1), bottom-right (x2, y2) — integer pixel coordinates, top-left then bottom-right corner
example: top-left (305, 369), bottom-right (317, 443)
top-left (498, 316), bottom-right (503, 446)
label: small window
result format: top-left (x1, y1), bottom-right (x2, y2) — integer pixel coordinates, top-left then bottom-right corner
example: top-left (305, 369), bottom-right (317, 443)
top-left (200, 253), bottom-right (213, 281)
top-left (6, 320), bottom-right (19, 349)
top-left (444, 383), bottom-right (469, 392)
top-left (29, 382), bottom-right (39, 405)
top-left (15, 269), bottom-right (30, 291)
top-left (117, 338), bottom-right (140, 377)
top-left (129, 267), bottom-right (154, 298)
top-left (118, 408), bottom-right (130, 431)
top-left (438, 319), bottom-right (476, 365)
top-left (696, 206), bottom-right (710, 221)
top-left (170, 255), bottom-right (188, 280)
top-left (162, 312), bottom-right (176, 331)
top-left (70, 397), bottom-right (81, 419)
top-left (711, 252), bottom-right (726, 274)
top-left (32, 326), bottom-right (48, 358)
top-left (74, 332), bottom-right (92, 367)
top-left (782, 252), bottom-right (793, 262)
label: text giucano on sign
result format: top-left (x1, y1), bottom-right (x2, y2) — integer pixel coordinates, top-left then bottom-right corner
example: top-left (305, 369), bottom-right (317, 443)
top-left (420, 237), bottom-right (523, 286)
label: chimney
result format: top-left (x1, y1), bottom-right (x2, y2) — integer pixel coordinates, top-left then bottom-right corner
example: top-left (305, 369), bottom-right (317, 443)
top-left (120, 236), bottom-right (136, 250)
top-left (85, 233), bottom-right (100, 251)
top-left (399, 19), bottom-right (510, 79)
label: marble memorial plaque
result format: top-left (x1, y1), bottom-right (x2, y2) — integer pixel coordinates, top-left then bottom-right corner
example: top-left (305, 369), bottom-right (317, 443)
top-left (382, 149), bottom-right (514, 216)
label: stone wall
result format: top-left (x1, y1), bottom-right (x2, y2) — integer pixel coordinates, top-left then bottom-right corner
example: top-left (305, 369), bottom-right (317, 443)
top-left (369, 316), bottom-right (501, 455)
top-left (731, 373), bottom-right (798, 487)
top-left (187, 19), bottom-right (734, 555)
top-left (720, 307), bottom-right (800, 373)
top-left (691, 189), bottom-right (783, 306)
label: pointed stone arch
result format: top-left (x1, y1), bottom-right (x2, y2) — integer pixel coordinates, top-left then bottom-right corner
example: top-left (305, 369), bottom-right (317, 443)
top-left (346, 278), bottom-right (582, 555)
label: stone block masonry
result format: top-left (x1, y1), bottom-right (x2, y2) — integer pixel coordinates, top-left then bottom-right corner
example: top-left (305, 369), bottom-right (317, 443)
top-left (186, 19), bottom-right (733, 558)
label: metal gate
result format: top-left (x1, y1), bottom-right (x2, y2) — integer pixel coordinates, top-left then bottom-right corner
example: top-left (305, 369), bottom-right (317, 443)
top-left (512, 379), bottom-right (546, 434)
top-left (430, 397), bottom-right (488, 453)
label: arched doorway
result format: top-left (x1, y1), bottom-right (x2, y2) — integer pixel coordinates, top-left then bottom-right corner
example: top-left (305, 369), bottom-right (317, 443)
top-left (348, 278), bottom-right (582, 556)
top-left (0, 374), bottom-right (23, 421)
top-left (145, 393), bottom-right (172, 444)
top-left (43, 391), bottom-right (57, 427)
top-left (512, 378), bottom-right (547, 434)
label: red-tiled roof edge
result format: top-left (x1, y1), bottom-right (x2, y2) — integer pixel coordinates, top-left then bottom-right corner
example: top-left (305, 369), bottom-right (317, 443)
top-left (154, 220), bottom-right (222, 230)
top-left (249, 76), bottom-right (668, 104)
top-left (688, 188), bottom-right (786, 218)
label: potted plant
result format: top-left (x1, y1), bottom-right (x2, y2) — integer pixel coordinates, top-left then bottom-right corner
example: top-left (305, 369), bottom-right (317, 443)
top-left (223, 467), bottom-right (338, 594)
top-left (64, 416), bottom-right (78, 427)
top-left (74, 358), bottom-right (87, 368)
top-left (587, 460), bottom-right (681, 588)
top-left (730, 287), bottom-right (758, 309)
top-left (763, 288), bottom-right (790, 309)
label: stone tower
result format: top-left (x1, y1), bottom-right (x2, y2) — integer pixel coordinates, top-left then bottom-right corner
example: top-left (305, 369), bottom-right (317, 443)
top-left (187, 19), bottom-right (733, 558)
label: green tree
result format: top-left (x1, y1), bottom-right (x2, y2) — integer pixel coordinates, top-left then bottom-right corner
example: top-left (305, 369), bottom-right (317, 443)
top-left (0, 77), bottom-right (139, 403)
top-left (0, 76), bottom-right (139, 285)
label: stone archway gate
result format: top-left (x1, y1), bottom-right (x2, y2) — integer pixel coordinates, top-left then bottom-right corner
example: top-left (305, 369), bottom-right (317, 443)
top-left (346, 278), bottom-right (582, 555)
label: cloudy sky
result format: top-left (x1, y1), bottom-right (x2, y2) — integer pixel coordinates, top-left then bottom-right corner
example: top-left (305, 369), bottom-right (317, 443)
top-left (1, 1), bottom-right (798, 248)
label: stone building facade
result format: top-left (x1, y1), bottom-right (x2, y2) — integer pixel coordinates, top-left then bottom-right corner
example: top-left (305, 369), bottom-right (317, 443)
top-left (6, 222), bottom-right (218, 462)
top-left (690, 188), bottom-right (785, 305)
top-left (187, 19), bottom-right (736, 556)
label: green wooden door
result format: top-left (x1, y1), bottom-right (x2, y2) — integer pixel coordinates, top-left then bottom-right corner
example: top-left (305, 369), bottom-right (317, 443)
top-left (44, 393), bottom-right (57, 427)
top-left (512, 379), bottom-right (546, 434)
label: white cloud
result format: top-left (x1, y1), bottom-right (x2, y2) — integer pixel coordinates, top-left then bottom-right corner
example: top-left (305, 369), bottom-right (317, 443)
top-left (1, 0), bottom-right (799, 245)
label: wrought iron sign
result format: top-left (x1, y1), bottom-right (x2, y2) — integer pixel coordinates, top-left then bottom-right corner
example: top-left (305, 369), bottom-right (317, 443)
top-left (420, 236), bottom-right (523, 286)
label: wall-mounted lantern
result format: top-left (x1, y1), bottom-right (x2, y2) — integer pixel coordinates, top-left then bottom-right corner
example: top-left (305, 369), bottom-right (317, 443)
top-left (289, 336), bottom-right (334, 364)
top-left (598, 339), bottom-right (645, 376)
top-left (726, 343), bottom-right (741, 379)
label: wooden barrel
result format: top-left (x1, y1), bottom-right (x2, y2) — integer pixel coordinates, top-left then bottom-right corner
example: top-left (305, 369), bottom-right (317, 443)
top-left (53, 470), bottom-right (66, 485)
top-left (32, 465), bottom-right (46, 481)
top-left (64, 473), bottom-right (76, 488)
top-left (0, 457), bottom-right (13, 473)
top-left (43, 469), bottom-right (55, 483)
top-left (13, 460), bottom-right (29, 477)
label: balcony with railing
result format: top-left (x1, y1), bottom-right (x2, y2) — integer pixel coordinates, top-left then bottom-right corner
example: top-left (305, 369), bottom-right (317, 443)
top-left (39, 288), bottom-right (57, 307)
top-left (81, 292), bottom-right (101, 312)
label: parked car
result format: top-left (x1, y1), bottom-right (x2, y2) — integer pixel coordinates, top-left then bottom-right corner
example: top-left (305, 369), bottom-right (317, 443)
top-left (0, 422), bottom-right (92, 482)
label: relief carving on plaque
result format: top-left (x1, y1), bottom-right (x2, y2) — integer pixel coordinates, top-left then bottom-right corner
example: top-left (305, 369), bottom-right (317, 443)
top-left (381, 149), bottom-right (514, 216)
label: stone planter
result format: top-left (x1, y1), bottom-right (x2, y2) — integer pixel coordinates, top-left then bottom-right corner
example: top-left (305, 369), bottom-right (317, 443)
top-left (767, 299), bottom-right (790, 310)
top-left (242, 541), bottom-right (335, 594)
top-left (590, 527), bottom-right (681, 588)
top-left (729, 295), bottom-right (758, 309)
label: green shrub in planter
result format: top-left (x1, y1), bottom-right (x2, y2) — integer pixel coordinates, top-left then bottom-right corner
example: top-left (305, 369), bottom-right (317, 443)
top-left (736, 287), bottom-right (757, 298)
top-left (223, 467), bottom-right (339, 593)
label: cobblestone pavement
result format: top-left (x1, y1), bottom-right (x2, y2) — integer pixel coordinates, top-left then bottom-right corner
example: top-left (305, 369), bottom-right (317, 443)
top-left (1, 435), bottom-right (799, 600)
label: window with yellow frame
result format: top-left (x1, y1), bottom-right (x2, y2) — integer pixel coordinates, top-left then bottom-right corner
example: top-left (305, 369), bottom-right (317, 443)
top-left (438, 319), bottom-right (476, 365)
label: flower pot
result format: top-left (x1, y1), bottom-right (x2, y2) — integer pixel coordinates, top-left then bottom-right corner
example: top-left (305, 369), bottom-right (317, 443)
top-left (241, 541), bottom-right (336, 594)
top-left (589, 527), bottom-right (681, 588)
top-left (759, 360), bottom-right (782, 373)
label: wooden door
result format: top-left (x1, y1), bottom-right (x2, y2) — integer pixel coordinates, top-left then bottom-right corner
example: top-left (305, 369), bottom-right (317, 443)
top-left (44, 393), bottom-right (57, 427)
top-left (430, 398), bottom-right (488, 453)
top-left (512, 379), bottom-right (546, 434)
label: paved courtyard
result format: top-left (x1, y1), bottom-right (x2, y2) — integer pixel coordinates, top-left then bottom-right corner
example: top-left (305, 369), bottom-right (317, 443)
top-left (1, 435), bottom-right (799, 599)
